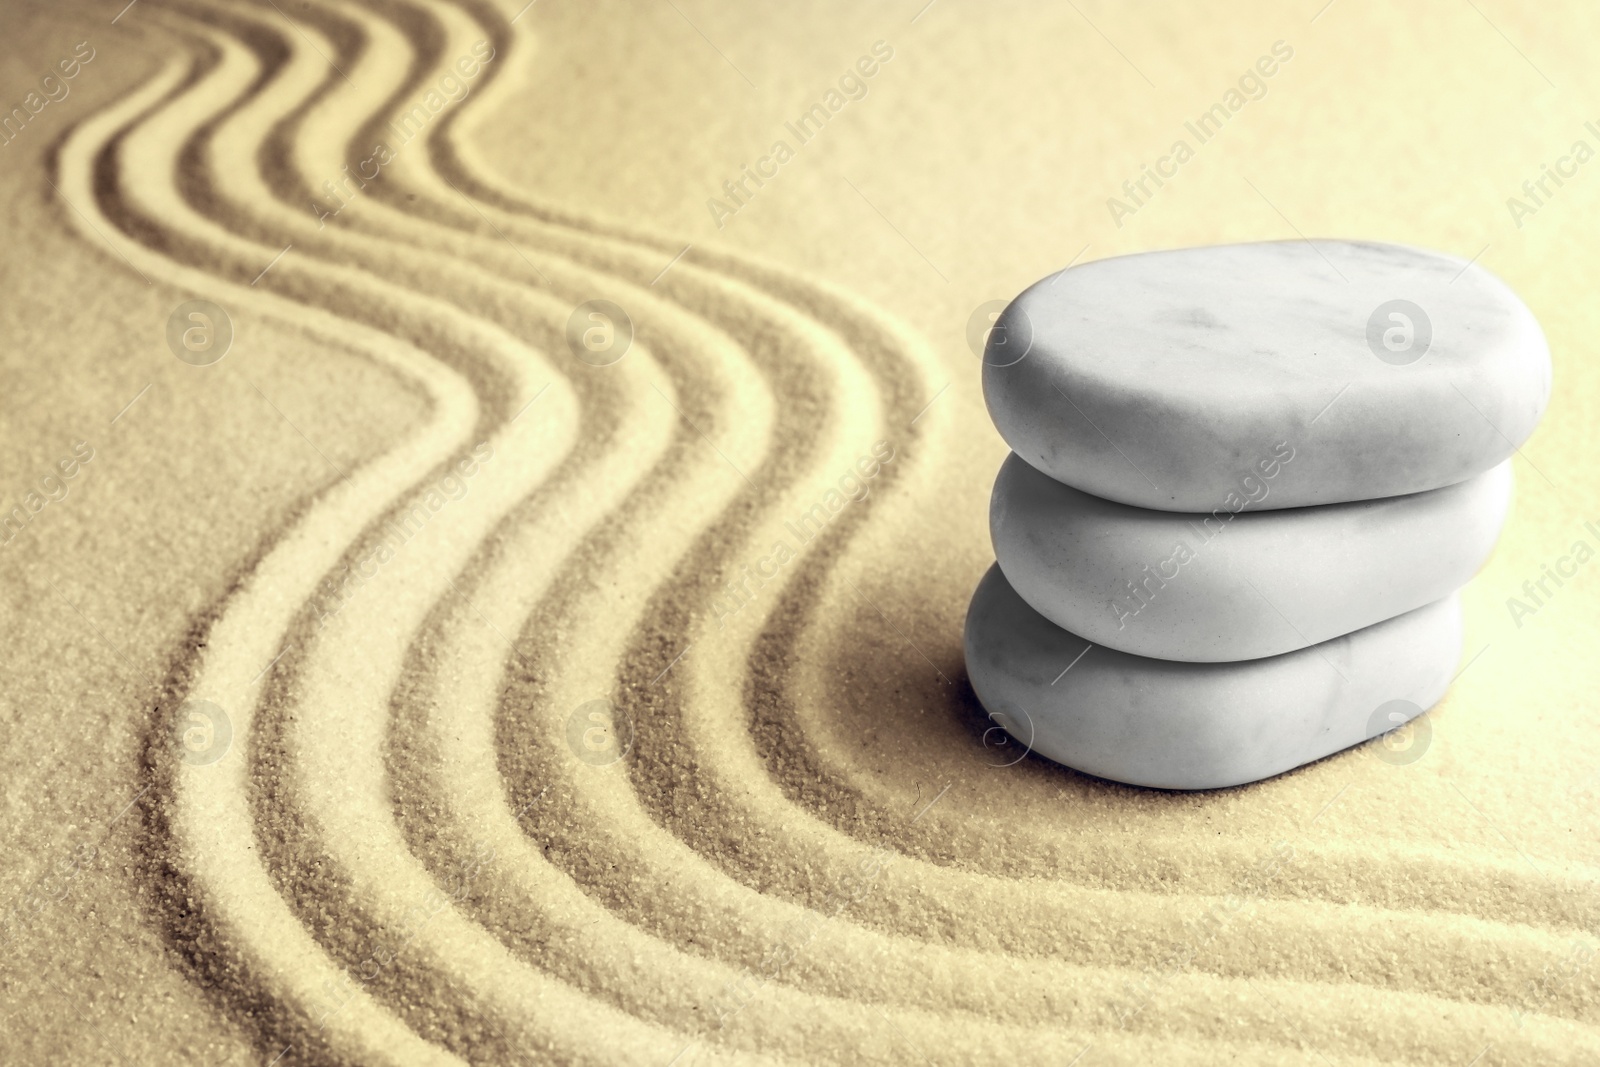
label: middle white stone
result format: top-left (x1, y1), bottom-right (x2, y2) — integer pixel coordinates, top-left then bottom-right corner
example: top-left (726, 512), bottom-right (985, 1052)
top-left (990, 451), bottom-right (1512, 662)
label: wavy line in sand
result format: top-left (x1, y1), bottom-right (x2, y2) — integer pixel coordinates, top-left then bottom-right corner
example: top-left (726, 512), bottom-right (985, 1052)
top-left (73, 3), bottom-right (929, 1062)
top-left (58, 42), bottom-right (484, 1067)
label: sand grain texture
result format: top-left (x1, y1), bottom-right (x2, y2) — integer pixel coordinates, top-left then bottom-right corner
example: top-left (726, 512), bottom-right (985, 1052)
top-left (2, 1), bottom-right (1598, 1064)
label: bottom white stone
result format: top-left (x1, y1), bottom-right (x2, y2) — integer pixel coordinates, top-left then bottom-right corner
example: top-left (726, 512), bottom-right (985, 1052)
top-left (963, 563), bottom-right (1461, 790)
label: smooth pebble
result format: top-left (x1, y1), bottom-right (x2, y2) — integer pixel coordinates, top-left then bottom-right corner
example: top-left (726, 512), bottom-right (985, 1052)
top-left (963, 564), bottom-right (1460, 790)
top-left (982, 240), bottom-right (1550, 511)
top-left (990, 452), bottom-right (1512, 661)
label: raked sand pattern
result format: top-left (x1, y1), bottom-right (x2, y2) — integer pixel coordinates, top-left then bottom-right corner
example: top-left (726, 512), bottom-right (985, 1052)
top-left (4, 1), bottom-right (1600, 1064)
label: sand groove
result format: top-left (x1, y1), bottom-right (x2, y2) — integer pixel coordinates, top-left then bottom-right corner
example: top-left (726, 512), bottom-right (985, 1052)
top-left (38, 0), bottom-right (1600, 1063)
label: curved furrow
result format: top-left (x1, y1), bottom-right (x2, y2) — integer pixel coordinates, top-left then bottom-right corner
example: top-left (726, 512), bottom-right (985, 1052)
top-left (58, 41), bottom-right (486, 1067)
top-left (72, 5), bottom-right (733, 1061)
top-left (118, 4), bottom-right (800, 1063)
top-left (158, 3), bottom-right (863, 1060)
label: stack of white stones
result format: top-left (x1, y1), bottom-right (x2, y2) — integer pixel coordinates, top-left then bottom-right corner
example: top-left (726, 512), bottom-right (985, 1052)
top-left (965, 240), bottom-right (1551, 789)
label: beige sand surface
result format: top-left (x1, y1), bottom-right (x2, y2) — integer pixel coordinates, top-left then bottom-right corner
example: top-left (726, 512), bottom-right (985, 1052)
top-left (1, 0), bottom-right (1597, 1063)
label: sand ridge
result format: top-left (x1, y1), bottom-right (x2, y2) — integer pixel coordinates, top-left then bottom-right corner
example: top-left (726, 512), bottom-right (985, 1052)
top-left (6, 0), bottom-right (1598, 1063)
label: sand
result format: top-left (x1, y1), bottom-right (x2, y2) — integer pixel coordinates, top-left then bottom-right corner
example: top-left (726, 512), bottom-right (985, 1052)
top-left (1, 0), bottom-right (1597, 1064)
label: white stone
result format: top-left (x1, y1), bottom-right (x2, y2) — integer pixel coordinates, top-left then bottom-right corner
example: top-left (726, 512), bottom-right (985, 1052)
top-left (963, 564), bottom-right (1460, 790)
top-left (990, 452), bottom-right (1511, 661)
top-left (981, 240), bottom-right (1550, 512)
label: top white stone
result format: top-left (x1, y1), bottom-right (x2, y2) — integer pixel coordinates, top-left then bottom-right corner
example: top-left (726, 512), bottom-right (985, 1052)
top-left (982, 240), bottom-right (1551, 511)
